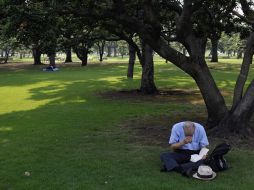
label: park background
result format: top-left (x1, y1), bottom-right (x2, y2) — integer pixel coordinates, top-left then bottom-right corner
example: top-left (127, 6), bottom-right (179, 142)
top-left (1, 1), bottom-right (254, 189)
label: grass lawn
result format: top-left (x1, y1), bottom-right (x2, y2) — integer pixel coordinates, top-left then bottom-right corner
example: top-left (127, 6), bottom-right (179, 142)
top-left (0, 58), bottom-right (253, 189)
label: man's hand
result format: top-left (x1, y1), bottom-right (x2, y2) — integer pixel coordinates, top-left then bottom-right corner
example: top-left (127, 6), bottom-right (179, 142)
top-left (171, 136), bottom-right (193, 150)
top-left (183, 136), bottom-right (192, 144)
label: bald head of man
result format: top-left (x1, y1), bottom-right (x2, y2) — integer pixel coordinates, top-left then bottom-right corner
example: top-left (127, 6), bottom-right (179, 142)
top-left (183, 121), bottom-right (195, 137)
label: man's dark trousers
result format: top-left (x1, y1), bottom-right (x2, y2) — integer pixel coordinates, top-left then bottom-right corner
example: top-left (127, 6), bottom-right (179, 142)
top-left (160, 149), bottom-right (203, 173)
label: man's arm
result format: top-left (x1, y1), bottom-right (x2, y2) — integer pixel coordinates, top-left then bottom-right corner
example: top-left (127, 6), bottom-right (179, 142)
top-left (170, 137), bottom-right (192, 151)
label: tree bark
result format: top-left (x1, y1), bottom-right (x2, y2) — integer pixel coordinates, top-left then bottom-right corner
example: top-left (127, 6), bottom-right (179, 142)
top-left (65, 48), bottom-right (72, 63)
top-left (186, 37), bottom-right (228, 127)
top-left (140, 34), bottom-right (228, 126)
top-left (48, 53), bottom-right (56, 67)
top-left (4, 49), bottom-right (10, 64)
top-left (75, 49), bottom-right (88, 66)
top-left (97, 41), bottom-right (105, 62)
top-left (110, 0), bottom-right (254, 135)
top-left (127, 44), bottom-right (136, 78)
top-left (113, 42), bottom-right (117, 57)
top-left (140, 41), bottom-right (157, 94)
top-left (107, 44), bottom-right (112, 57)
top-left (99, 52), bottom-right (103, 62)
top-left (216, 80), bottom-right (254, 137)
top-left (210, 37), bottom-right (219, 62)
top-left (232, 32), bottom-right (254, 110)
top-left (81, 52), bottom-right (88, 66)
top-left (32, 47), bottom-right (42, 65)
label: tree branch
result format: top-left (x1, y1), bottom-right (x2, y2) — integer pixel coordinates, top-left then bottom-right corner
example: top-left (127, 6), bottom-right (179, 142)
top-left (240, 0), bottom-right (252, 17)
top-left (176, 0), bottom-right (193, 37)
top-left (163, 0), bottom-right (182, 15)
top-left (232, 32), bottom-right (254, 110)
top-left (232, 10), bottom-right (254, 25)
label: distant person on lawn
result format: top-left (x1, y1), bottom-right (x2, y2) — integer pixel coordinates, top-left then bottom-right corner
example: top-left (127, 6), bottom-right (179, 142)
top-left (160, 121), bottom-right (209, 173)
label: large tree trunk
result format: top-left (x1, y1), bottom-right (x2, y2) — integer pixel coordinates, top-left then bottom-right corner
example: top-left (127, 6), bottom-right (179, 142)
top-left (127, 44), bottom-right (136, 78)
top-left (188, 37), bottom-right (228, 127)
top-left (65, 48), bottom-right (72, 63)
top-left (210, 37), bottom-right (219, 62)
top-left (115, 0), bottom-right (253, 136)
top-left (140, 42), bottom-right (157, 94)
top-left (143, 35), bottom-right (228, 126)
top-left (32, 47), bottom-right (42, 65)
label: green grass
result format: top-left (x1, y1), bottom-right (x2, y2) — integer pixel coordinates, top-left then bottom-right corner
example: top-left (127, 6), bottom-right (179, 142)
top-left (0, 58), bottom-right (254, 189)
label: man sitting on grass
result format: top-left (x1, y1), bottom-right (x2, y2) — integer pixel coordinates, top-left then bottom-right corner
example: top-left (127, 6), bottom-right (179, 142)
top-left (160, 121), bottom-right (209, 173)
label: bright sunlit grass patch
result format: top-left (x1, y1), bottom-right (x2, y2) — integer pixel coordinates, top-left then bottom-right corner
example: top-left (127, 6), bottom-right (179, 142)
top-left (0, 81), bottom-right (72, 114)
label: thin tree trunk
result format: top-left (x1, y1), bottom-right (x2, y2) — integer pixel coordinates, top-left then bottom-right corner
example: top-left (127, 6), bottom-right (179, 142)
top-left (127, 44), bottom-right (136, 78)
top-left (217, 80), bottom-right (254, 137)
top-left (65, 48), bottom-right (72, 63)
top-left (97, 41), bottom-right (105, 62)
top-left (210, 37), bottom-right (219, 62)
top-left (237, 49), bottom-right (243, 59)
top-left (81, 52), bottom-right (88, 66)
top-left (107, 45), bottom-right (112, 57)
top-left (114, 44), bottom-right (117, 57)
top-left (101, 41), bottom-right (105, 61)
top-left (4, 49), bottom-right (9, 64)
top-left (48, 53), bottom-right (56, 67)
top-left (232, 32), bottom-right (254, 110)
top-left (32, 47), bottom-right (42, 65)
top-left (99, 53), bottom-right (103, 62)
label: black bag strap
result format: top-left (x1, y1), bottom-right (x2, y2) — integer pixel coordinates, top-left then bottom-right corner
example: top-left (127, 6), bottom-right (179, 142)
top-left (209, 143), bottom-right (231, 158)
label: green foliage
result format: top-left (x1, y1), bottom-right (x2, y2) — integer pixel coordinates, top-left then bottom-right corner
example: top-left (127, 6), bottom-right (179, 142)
top-left (117, 40), bottom-right (128, 57)
top-left (2, 0), bottom-right (60, 54)
top-left (218, 32), bottom-right (243, 54)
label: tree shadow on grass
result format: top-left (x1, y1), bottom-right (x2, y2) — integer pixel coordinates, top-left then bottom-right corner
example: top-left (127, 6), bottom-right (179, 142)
top-left (121, 112), bottom-right (254, 151)
top-left (0, 63), bottom-right (254, 189)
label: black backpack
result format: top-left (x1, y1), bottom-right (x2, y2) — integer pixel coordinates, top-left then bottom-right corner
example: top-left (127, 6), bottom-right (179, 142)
top-left (206, 143), bottom-right (231, 172)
